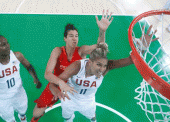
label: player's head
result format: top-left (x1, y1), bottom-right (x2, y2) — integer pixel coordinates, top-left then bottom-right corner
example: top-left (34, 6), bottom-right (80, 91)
top-left (64, 24), bottom-right (78, 37)
top-left (0, 35), bottom-right (10, 56)
top-left (64, 24), bottom-right (78, 48)
top-left (89, 43), bottom-right (108, 78)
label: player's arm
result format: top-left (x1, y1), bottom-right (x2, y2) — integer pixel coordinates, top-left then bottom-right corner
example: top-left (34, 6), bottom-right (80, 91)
top-left (49, 61), bottom-right (81, 99)
top-left (78, 10), bottom-right (113, 57)
top-left (135, 25), bottom-right (158, 54)
top-left (14, 52), bottom-right (42, 88)
top-left (95, 9), bottom-right (113, 44)
top-left (78, 28), bottom-right (107, 57)
top-left (49, 83), bottom-right (67, 101)
top-left (44, 47), bottom-right (63, 85)
top-left (45, 47), bottom-right (79, 94)
top-left (103, 56), bottom-right (133, 75)
top-left (78, 30), bottom-right (105, 57)
top-left (58, 60), bottom-right (81, 81)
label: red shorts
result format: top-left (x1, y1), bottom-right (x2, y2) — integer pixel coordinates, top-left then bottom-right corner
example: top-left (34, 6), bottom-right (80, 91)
top-left (34, 83), bottom-right (59, 108)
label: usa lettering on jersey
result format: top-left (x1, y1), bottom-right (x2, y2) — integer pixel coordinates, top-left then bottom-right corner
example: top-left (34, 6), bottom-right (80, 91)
top-left (0, 66), bottom-right (18, 78)
top-left (75, 79), bottom-right (96, 87)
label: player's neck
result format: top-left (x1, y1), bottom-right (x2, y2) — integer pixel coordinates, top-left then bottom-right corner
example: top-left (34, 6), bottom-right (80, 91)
top-left (0, 54), bottom-right (10, 65)
top-left (65, 45), bottom-right (76, 56)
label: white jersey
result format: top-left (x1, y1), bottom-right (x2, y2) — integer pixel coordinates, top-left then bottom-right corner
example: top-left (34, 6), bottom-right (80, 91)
top-left (67, 59), bottom-right (104, 100)
top-left (0, 50), bottom-right (22, 99)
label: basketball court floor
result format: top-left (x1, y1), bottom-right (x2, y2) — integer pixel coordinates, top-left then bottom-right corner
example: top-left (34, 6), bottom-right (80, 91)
top-left (0, 0), bottom-right (170, 122)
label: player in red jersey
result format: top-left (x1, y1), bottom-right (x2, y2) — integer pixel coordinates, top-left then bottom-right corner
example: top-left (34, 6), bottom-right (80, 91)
top-left (31, 10), bottom-right (113, 122)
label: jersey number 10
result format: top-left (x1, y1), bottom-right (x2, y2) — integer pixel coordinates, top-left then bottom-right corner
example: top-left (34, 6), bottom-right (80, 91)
top-left (7, 78), bottom-right (15, 88)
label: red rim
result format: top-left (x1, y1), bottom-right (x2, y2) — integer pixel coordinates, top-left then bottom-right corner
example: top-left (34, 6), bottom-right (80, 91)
top-left (128, 10), bottom-right (170, 100)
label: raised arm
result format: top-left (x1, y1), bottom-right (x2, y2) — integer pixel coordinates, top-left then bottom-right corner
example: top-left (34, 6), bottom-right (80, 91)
top-left (96, 9), bottom-right (113, 44)
top-left (104, 25), bottom-right (158, 74)
top-left (14, 52), bottom-right (42, 88)
top-left (135, 25), bottom-right (159, 54)
top-left (79, 10), bottom-right (113, 57)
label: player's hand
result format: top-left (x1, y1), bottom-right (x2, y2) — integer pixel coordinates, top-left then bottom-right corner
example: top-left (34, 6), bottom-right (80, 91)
top-left (58, 81), bottom-right (78, 96)
top-left (34, 79), bottom-right (42, 89)
top-left (95, 9), bottom-right (113, 31)
top-left (49, 84), bottom-right (70, 101)
top-left (140, 25), bottom-right (159, 48)
top-left (52, 88), bottom-right (70, 101)
top-left (36, 81), bottom-right (42, 89)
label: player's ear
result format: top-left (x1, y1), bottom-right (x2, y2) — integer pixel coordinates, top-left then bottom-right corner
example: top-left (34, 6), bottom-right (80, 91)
top-left (64, 37), bottom-right (66, 42)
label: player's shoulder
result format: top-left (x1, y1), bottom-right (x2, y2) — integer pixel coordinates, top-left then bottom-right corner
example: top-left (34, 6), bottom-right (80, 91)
top-left (52, 47), bottom-right (62, 54)
top-left (74, 60), bottom-right (81, 65)
top-left (49, 47), bottom-right (62, 59)
top-left (13, 52), bottom-right (24, 62)
top-left (13, 52), bottom-right (24, 58)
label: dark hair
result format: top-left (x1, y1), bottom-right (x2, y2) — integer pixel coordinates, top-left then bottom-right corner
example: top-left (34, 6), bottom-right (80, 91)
top-left (0, 35), bottom-right (6, 40)
top-left (64, 24), bottom-right (78, 37)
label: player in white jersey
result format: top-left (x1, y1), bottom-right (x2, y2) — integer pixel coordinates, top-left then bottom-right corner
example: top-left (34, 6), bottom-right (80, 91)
top-left (0, 35), bottom-right (41, 122)
top-left (61, 58), bottom-right (104, 122)
top-left (48, 24), bottom-right (157, 122)
top-left (49, 43), bottom-right (134, 122)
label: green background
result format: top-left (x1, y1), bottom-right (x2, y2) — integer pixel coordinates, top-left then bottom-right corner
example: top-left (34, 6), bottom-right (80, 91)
top-left (0, 14), bottom-right (149, 122)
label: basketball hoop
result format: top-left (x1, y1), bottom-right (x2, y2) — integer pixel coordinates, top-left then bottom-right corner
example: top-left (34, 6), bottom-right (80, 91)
top-left (128, 10), bottom-right (170, 122)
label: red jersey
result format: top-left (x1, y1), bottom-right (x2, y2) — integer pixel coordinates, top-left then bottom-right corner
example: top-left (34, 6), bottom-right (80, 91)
top-left (35, 46), bottom-right (82, 108)
top-left (54, 46), bottom-right (82, 76)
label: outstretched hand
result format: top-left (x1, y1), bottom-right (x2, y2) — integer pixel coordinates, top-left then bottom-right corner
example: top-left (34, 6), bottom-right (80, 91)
top-left (34, 79), bottom-right (42, 89)
top-left (36, 81), bottom-right (42, 89)
top-left (95, 9), bottom-right (113, 31)
top-left (140, 25), bottom-right (159, 48)
top-left (52, 87), bottom-right (70, 101)
top-left (59, 81), bottom-right (77, 97)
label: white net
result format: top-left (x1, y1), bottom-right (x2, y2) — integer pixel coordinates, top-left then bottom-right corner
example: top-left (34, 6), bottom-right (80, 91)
top-left (135, 80), bottom-right (170, 122)
top-left (130, 10), bottom-right (170, 122)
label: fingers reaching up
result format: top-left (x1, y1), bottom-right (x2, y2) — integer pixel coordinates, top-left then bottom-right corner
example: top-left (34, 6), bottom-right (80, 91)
top-left (140, 25), bottom-right (159, 48)
top-left (96, 9), bottom-right (113, 31)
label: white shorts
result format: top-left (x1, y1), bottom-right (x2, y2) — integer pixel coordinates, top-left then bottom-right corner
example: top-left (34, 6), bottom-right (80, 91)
top-left (61, 93), bottom-right (96, 120)
top-left (0, 87), bottom-right (28, 122)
